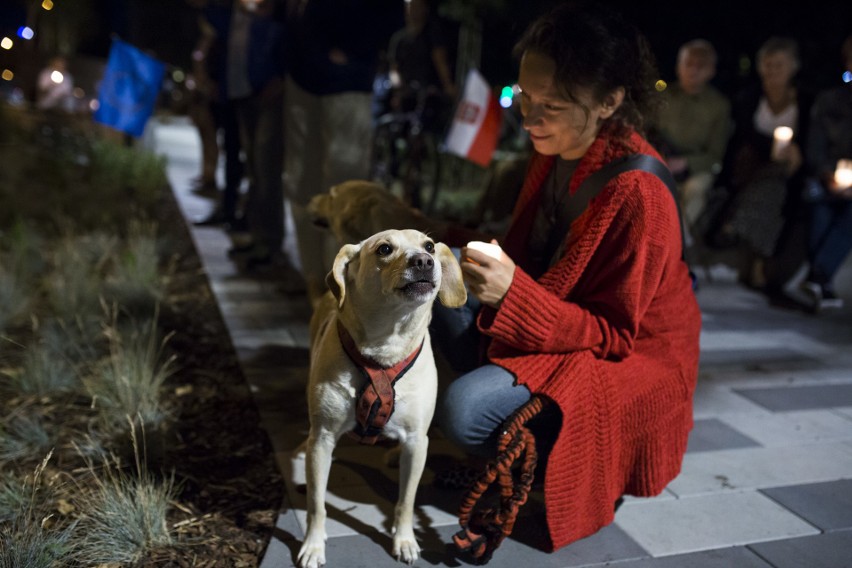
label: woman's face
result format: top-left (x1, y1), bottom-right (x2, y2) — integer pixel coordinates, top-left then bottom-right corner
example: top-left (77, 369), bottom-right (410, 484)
top-left (518, 50), bottom-right (617, 160)
top-left (757, 50), bottom-right (798, 91)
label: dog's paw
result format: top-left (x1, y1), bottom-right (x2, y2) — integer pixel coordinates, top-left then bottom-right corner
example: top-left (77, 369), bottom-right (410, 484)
top-left (392, 530), bottom-right (420, 565)
top-left (297, 534), bottom-right (327, 568)
top-left (297, 545), bottom-right (326, 568)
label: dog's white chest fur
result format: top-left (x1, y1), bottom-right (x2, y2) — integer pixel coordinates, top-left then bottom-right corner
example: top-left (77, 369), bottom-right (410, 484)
top-left (309, 315), bottom-right (438, 442)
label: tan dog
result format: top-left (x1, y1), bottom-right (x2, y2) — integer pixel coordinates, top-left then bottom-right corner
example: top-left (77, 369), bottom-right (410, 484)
top-left (306, 180), bottom-right (448, 246)
top-left (298, 229), bottom-right (467, 568)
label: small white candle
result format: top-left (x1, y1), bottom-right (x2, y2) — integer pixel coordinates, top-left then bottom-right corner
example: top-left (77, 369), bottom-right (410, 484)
top-left (835, 159), bottom-right (852, 189)
top-left (466, 241), bottom-right (502, 261)
top-left (771, 126), bottom-right (794, 161)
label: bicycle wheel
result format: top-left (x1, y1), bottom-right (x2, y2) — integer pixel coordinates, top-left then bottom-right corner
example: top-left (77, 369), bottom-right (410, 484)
top-left (370, 115), bottom-right (401, 189)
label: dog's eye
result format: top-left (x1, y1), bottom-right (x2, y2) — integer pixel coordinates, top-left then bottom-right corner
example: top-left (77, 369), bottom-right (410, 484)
top-left (424, 242), bottom-right (435, 253)
top-left (376, 243), bottom-right (393, 256)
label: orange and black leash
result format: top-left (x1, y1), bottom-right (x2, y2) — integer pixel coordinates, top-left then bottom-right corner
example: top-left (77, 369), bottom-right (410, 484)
top-left (453, 396), bottom-right (549, 564)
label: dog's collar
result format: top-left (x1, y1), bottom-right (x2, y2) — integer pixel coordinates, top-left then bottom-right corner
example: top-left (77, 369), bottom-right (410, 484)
top-left (337, 320), bottom-right (423, 445)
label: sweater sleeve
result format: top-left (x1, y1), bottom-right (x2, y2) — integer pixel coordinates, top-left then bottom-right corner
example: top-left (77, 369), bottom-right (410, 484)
top-left (479, 179), bottom-right (675, 360)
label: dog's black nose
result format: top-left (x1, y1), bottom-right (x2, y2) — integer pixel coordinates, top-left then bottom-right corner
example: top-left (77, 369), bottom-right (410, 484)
top-left (410, 253), bottom-right (434, 269)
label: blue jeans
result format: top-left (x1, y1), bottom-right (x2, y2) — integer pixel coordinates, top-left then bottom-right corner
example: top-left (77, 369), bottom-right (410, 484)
top-left (808, 199), bottom-right (852, 286)
top-left (431, 270), bottom-right (559, 458)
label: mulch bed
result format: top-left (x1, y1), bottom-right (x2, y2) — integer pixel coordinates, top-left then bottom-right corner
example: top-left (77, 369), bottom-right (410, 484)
top-left (136, 185), bottom-right (285, 566)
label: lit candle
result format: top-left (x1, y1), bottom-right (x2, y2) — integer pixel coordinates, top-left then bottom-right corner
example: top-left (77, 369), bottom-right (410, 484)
top-left (835, 159), bottom-right (852, 189)
top-left (771, 126), bottom-right (794, 161)
top-left (466, 241), bottom-right (502, 261)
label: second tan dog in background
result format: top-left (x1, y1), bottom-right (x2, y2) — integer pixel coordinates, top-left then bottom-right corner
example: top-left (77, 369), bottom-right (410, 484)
top-left (307, 180), bottom-right (449, 246)
top-left (297, 229), bottom-right (466, 568)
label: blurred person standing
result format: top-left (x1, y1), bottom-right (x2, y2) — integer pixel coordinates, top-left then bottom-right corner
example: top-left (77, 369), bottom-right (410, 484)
top-left (186, 15), bottom-right (220, 196)
top-left (283, 0), bottom-right (403, 302)
top-left (800, 34), bottom-right (852, 310)
top-left (189, 0), bottom-right (247, 228)
top-left (224, 0), bottom-right (287, 268)
top-left (651, 39), bottom-right (731, 238)
top-left (387, 0), bottom-right (456, 112)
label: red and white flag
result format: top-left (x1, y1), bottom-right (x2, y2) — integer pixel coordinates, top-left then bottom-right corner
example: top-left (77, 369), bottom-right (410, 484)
top-left (445, 68), bottom-right (502, 167)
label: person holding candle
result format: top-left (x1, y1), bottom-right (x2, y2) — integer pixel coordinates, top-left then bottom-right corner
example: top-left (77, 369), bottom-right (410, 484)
top-left (710, 36), bottom-right (813, 296)
top-left (799, 34), bottom-right (852, 310)
top-left (429, 3), bottom-right (700, 553)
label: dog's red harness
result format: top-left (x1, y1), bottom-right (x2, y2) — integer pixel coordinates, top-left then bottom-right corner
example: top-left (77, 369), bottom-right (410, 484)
top-left (337, 320), bottom-right (423, 445)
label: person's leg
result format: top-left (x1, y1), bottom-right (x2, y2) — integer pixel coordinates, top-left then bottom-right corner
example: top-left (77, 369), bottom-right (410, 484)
top-left (430, 250), bottom-right (482, 374)
top-left (221, 100), bottom-right (244, 222)
top-left (235, 97), bottom-right (260, 244)
top-left (285, 76), bottom-right (329, 301)
top-left (436, 364), bottom-right (532, 458)
top-left (681, 171), bottom-right (714, 230)
top-left (807, 201), bottom-right (833, 266)
top-left (249, 89), bottom-right (285, 257)
top-left (810, 200), bottom-right (852, 288)
top-left (188, 94), bottom-right (218, 187)
top-left (199, 98), bottom-right (219, 185)
top-left (322, 91), bottom-right (375, 186)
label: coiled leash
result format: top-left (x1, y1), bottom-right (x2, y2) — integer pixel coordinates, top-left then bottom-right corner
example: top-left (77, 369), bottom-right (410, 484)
top-left (337, 320), bottom-right (423, 445)
top-left (452, 396), bottom-right (550, 563)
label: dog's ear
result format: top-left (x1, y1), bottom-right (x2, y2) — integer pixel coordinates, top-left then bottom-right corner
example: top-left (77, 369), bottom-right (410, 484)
top-left (435, 243), bottom-right (467, 308)
top-left (327, 243), bottom-right (360, 309)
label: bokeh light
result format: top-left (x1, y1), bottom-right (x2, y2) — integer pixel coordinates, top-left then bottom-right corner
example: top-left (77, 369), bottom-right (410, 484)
top-left (655, 80), bottom-right (667, 92)
top-left (1, 37), bottom-right (13, 50)
top-left (42, 0), bottom-right (54, 10)
top-left (2, 69), bottom-right (13, 81)
top-left (17, 26), bottom-right (34, 40)
top-left (50, 70), bottom-right (64, 84)
top-left (843, 71), bottom-right (852, 84)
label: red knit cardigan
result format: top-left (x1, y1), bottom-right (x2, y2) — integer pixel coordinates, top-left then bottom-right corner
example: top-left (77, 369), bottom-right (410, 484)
top-left (478, 127), bottom-right (701, 550)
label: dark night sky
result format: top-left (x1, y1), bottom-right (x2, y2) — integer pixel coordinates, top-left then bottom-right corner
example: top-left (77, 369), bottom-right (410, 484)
top-left (480, 0), bottom-right (852, 98)
top-left (2, 0), bottom-right (851, 100)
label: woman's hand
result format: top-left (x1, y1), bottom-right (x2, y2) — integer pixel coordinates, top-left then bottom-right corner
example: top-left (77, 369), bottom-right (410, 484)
top-left (461, 241), bottom-right (516, 309)
top-left (776, 141), bottom-right (803, 175)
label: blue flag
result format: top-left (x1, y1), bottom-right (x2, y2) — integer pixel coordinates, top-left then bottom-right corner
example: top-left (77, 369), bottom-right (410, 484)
top-left (94, 39), bottom-right (166, 137)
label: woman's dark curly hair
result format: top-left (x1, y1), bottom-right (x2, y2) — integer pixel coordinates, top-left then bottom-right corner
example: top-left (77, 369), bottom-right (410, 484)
top-left (513, 1), bottom-right (662, 136)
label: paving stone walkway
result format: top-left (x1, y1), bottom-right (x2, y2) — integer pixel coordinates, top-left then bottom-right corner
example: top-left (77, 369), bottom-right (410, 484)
top-left (151, 116), bottom-right (852, 568)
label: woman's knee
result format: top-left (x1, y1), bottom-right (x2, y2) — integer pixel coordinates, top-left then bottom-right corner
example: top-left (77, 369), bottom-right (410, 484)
top-left (436, 378), bottom-right (486, 452)
top-left (436, 366), bottom-right (531, 457)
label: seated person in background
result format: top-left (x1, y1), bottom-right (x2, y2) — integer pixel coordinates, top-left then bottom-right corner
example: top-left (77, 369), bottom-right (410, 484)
top-left (713, 36), bottom-right (812, 294)
top-left (800, 34), bottom-right (852, 310)
top-left (651, 39), bottom-right (731, 236)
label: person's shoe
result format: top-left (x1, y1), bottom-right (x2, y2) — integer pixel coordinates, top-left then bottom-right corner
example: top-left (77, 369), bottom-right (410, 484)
top-left (227, 242), bottom-right (256, 257)
top-left (225, 215), bottom-right (249, 234)
top-left (245, 251), bottom-right (274, 270)
top-left (820, 288), bottom-right (844, 310)
top-left (800, 281), bottom-right (844, 311)
top-left (191, 180), bottom-right (219, 197)
top-left (192, 209), bottom-right (229, 227)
